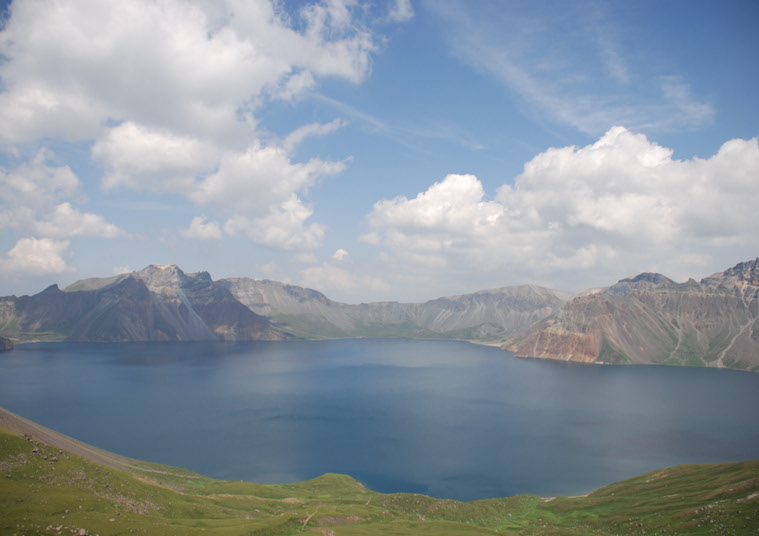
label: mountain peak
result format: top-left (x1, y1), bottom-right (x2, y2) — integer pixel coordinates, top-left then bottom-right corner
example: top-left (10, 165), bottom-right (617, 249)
top-left (701, 258), bottom-right (759, 288)
top-left (132, 264), bottom-right (188, 289)
top-left (603, 272), bottom-right (675, 297)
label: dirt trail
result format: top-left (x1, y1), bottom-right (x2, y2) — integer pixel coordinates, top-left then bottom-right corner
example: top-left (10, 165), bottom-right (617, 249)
top-left (0, 406), bottom-right (152, 474)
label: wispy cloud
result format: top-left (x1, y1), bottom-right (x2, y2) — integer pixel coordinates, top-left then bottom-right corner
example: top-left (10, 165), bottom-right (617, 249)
top-left (428, 0), bottom-right (714, 135)
top-left (312, 93), bottom-right (486, 151)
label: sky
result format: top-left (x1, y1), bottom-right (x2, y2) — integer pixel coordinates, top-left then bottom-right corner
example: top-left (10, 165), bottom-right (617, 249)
top-left (0, 0), bottom-right (757, 303)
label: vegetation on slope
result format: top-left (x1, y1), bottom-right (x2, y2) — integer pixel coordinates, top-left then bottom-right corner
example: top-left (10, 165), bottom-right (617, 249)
top-left (1, 419), bottom-right (758, 535)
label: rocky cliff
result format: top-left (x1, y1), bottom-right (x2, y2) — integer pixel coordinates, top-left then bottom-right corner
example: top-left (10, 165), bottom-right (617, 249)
top-left (0, 265), bottom-right (282, 343)
top-left (505, 259), bottom-right (759, 371)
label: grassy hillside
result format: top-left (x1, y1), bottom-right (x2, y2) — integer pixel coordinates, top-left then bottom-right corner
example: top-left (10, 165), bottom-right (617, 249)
top-left (1, 422), bottom-right (758, 535)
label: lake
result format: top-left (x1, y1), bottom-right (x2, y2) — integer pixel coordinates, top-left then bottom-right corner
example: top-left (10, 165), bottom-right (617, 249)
top-left (0, 339), bottom-right (758, 502)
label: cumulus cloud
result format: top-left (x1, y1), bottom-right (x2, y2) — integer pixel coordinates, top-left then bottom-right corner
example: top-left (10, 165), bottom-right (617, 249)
top-left (0, 0), bottom-right (378, 145)
top-left (332, 248), bottom-right (349, 261)
top-left (191, 142), bottom-right (346, 215)
top-left (0, 237), bottom-right (73, 275)
top-left (0, 0), bottom-right (400, 254)
top-left (92, 122), bottom-right (221, 192)
top-left (223, 195), bottom-right (326, 250)
top-left (180, 217), bottom-right (223, 241)
top-left (363, 127), bottom-right (759, 287)
top-left (33, 203), bottom-right (124, 239)
top-left (0, 150), bottom-right (125, 239)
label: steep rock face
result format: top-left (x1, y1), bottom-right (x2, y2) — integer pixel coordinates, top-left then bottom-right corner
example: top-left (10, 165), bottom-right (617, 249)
top-left (505, 259), bottom-right (759, 371)
top-left (1, 265), bottom-right (282, 342)
top-left (221, 279), bottom-right (357, 332)
top-left (127, 265), bottom-right (283, 342)
top-left (222, 279), bottom-right (571, 342)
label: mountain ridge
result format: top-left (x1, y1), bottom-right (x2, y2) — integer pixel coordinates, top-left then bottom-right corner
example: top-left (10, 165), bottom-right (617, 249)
top-left (506, 257), bottom-right (759, 371)
top-left (1, 258), bottom-right (758, 370)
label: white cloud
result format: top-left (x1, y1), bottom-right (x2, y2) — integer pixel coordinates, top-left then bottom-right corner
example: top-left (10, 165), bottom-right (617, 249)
top-left (283, 119), bottom-right (347, 153)
top-left (93, 122), bottom-right (345, 248)
top-left (0, 150), bottom-right (80, 209)
top-left (223, 195), bottom-right (326, 250)
top-left (0, 150), bottom-right (125, 239)
top-left (0, 0), bottom-right (379, 145)
top-left (192, 142), bottom-right (346, 214)
top-left (332, 248), bottom-right (349, 261)
top-left (362, 174), bottom-right (506, 272)
top-left (0, 237), bottom-right (73, 275)
top-left (0, 0), bottom-right (403, 253)
top-left (364, 127), bottom-right (759, 288)
top-left (181, 217), bottom-right (223, 241)
top-left (33, 202), bottom-right (125, 239)
top-left (388, 0), bottom-right (414, 22)
top-left (93, 122), bottom-right (220, 192)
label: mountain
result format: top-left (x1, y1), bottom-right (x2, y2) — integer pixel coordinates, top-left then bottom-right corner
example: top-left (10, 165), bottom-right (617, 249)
top-left (0, 265), bottom-right (281, 342)
top-left (505, 258), bottom-right (759, 371)
top-left (221, 278), bottom-right (572, 342)
top-left (2, 259), bottom-right (758, 371)
top-left (0, 265), bottom-right (570, 345)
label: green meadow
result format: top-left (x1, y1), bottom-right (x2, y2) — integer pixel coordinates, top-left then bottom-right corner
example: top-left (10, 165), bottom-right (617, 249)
top-left (1, 423), bottom-right (758, 535)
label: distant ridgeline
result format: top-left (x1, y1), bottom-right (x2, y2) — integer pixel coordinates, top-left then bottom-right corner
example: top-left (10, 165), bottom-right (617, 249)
top-left (1, 259), bottom-right (758, 371)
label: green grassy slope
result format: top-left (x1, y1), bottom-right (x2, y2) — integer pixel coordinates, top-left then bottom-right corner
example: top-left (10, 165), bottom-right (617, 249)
top-left (1, 423), bottom-right (758, 535)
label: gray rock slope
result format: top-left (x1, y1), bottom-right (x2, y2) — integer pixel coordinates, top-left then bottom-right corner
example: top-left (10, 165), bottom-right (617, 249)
top-left (220, 278), bottom-right (572, 343)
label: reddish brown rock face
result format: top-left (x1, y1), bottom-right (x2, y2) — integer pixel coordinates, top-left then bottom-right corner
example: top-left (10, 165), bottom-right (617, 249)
top-left (508, 327), bottom-right (601, 363)
top-left (505, 258), bottom-right (759, 371)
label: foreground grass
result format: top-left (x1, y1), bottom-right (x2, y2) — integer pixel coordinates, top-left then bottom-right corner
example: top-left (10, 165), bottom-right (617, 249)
top-left (1, 424), bottom-right (758, 535)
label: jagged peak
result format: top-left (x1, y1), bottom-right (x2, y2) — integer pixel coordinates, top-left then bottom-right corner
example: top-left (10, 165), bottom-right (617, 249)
top-left (701, 257), bottom-right (759, 288)
top-left (132, 264), bottom-right (188, 289)
top-left (188, 270), bottom-right (212, 281)
top-left (41, 284), bottom-right (61, 293)
top-left (139, 264), bottom-right (184, 274)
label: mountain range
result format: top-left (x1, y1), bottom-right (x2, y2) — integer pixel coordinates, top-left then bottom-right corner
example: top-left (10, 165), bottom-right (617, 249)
top-left (1, 258), bottom-right (757, 371)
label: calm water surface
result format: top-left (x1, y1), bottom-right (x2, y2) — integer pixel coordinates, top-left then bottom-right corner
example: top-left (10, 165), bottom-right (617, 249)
top-left (1, 339), bottom-right (758, 501)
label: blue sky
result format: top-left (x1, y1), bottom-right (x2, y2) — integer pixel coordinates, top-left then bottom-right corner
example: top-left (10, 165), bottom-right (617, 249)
top-left (0, 0), bottom-right (757, 302)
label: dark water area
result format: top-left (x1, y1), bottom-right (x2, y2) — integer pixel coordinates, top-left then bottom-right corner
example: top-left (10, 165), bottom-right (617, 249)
top-left (1, 339), bottom-right (758, 502)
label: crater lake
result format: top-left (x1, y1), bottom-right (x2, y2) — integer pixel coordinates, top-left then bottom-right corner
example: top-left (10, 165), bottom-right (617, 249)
top-left (1, 338), bottom-right (757, 502)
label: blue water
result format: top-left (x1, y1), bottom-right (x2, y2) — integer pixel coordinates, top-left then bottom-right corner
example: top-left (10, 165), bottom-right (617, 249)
top-left (0, 339), bottom-right (758, 501)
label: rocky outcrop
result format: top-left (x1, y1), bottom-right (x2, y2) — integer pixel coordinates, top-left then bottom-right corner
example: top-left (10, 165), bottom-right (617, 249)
top-left (0, 336), bottom-right (13, 352)
top-left (505, 258), bottom-right (759, 371)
